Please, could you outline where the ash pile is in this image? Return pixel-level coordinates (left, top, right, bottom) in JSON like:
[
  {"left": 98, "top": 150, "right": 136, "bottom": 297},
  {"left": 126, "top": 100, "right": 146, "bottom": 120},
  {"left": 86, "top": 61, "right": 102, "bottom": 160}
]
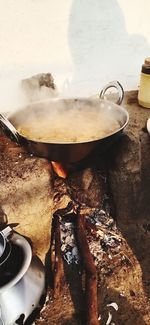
[
  {"left": 54, "top": 196, "right": 125, "bottom": 275},
  {"left": 52, "top": 164, "right": 128, "bottom": 276}
]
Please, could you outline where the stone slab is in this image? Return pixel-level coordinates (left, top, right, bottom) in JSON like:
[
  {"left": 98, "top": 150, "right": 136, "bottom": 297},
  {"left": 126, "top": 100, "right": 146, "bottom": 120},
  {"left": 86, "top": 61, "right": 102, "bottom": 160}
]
[
  {"left": 107, "top": 91, "right": 150, "bottom": 223},
  {"left": 0, "top": 135, "right": 53, "bottom": 263}
]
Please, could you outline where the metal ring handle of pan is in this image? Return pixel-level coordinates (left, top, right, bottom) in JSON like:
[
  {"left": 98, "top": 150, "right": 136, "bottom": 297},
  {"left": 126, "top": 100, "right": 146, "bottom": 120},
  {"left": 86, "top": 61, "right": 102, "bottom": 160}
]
[
  {"left": 0, "top": 113, "right": 20, "bottom": 143},
  {"left": 99, "top": 80, "right": 124, "bottom": 105}
]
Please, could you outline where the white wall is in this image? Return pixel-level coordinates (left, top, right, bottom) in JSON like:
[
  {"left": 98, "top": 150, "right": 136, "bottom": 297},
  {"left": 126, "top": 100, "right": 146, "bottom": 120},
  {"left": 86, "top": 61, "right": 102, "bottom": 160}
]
[{"left": 0, "top": 0, "right": 150, "bottom": 111}]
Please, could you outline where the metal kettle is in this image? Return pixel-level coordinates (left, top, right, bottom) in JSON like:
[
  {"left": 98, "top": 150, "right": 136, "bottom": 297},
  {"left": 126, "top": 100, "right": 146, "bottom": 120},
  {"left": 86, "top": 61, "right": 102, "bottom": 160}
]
[{"left": 0, "top": 226, "right": 45, "bottom": 325}]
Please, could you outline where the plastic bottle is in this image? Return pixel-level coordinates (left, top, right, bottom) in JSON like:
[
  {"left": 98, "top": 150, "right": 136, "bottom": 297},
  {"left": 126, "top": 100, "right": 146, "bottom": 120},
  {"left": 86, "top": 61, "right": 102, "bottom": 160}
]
[{"left": 138, "top": 57, "right": 150, "bottom": 108}]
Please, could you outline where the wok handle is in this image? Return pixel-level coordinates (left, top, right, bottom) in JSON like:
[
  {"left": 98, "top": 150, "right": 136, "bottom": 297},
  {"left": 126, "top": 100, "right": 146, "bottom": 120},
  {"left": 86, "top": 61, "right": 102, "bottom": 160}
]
[
  {"left": 99, "top": 80, "right": 124, "bottom": 105},
  {"left": 0, "top": 113, "right": 20, "bottom": 143}
]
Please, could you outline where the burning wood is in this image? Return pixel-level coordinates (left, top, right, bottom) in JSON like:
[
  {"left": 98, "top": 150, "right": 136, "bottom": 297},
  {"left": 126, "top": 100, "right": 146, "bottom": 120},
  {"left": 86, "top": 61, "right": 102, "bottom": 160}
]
[
  {"left": 76, "top": 212, "right": 100, "bottom": 325},
  {"left": 50, "top": 170, "right": 123, "bottom": 324},
  {"left": 51, "top": 202, "right": 100, "bottom": 325},
  {"left": 51, "top": 214, "right": 64, "bottom": 298},
  {"left": 51, "top": 161, "right": 67, "bottom": 178}
]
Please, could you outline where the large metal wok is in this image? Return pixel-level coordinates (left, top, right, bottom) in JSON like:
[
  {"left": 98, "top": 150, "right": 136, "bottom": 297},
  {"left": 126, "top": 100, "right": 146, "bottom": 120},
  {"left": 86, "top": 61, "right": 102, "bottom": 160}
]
[{"left": 0, "top": 81, "right": 129, "bottom": 163}]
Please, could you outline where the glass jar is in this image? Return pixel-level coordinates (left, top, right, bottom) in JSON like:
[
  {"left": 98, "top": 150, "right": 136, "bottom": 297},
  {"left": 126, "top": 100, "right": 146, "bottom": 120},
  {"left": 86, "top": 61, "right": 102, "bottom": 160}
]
[{"left": 138, "top": 57, "right": 150, "bottom": 108}]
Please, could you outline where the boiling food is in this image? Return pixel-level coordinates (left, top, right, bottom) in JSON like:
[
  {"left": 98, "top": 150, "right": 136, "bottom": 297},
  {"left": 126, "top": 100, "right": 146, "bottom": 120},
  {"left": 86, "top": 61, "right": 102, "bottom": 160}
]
[{"left": 17, "top": 108, "right": 121, "bottom": 143}]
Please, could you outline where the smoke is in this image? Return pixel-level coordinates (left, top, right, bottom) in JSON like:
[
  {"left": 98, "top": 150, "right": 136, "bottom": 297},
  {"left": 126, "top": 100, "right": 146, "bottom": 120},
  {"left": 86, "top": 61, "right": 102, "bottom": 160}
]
[{"left": 0, "top": 73, "right": 58, "bottom": 114}]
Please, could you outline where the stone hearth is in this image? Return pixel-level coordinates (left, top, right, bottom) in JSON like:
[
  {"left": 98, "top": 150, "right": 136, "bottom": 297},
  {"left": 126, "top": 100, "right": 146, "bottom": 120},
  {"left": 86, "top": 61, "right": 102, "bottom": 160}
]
[{"left": 0, "top": 91, "right": 150, "bottom": 324}]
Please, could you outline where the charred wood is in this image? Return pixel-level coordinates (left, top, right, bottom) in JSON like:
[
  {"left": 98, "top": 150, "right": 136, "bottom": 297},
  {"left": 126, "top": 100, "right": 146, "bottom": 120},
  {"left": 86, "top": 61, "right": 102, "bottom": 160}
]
[
  {"left": 76, "top": 213, "right": 100, "bottom": 325},
  {"left": 51, "top": 215, "right": 64, "bottom": 298}
]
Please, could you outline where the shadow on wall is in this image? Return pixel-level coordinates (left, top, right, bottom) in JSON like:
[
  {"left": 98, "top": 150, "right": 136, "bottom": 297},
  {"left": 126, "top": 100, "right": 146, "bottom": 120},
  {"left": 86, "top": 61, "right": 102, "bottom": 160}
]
[{"left": 68, "top": 0, "right": 150, "bottom": 95}]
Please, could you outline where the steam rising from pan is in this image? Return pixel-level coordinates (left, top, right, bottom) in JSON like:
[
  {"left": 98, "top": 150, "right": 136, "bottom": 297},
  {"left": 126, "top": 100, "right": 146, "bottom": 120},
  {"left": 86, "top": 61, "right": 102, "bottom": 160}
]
[{"left": 9, "top": 99, "right": 125, "bottom": 144}]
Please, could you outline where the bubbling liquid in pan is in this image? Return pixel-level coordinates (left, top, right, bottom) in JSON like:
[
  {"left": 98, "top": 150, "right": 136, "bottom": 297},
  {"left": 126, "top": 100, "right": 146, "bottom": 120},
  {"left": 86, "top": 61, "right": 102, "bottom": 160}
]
[{"left": 17, "top": 109, "right": 121, "bottom": 143}]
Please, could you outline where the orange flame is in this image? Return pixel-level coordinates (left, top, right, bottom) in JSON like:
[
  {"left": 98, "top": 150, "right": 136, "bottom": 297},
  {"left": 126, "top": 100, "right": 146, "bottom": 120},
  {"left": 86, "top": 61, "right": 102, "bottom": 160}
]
[{"left": 51, "top": 161, "right": 67, "bottom": 179}]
